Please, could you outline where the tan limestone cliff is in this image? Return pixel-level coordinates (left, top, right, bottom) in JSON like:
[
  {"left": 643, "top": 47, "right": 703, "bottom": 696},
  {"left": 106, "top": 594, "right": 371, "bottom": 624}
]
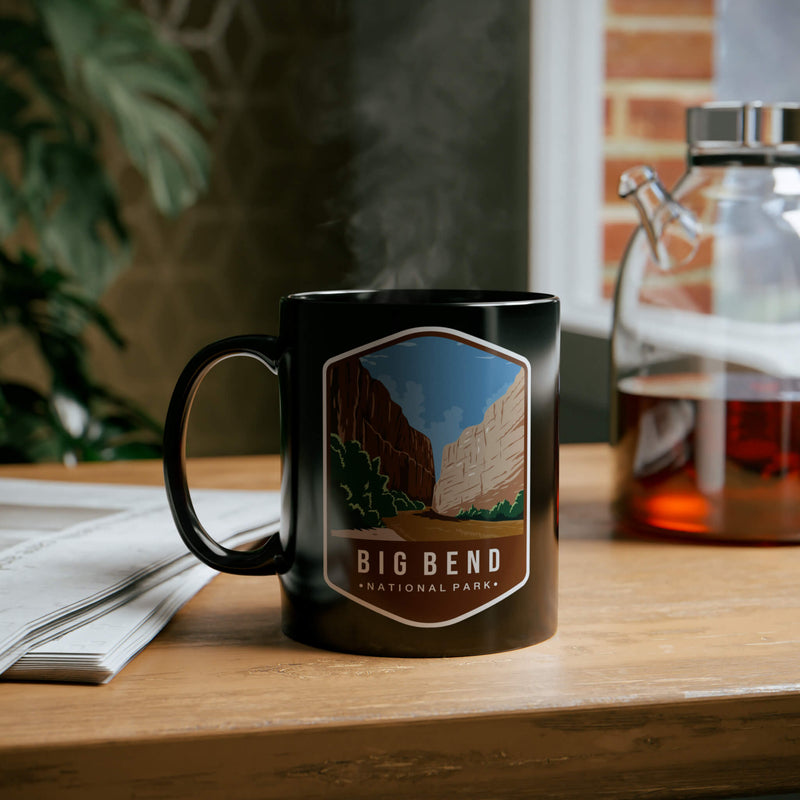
[{"left": 431, "top": 369, "right": 526, "bottom": 516}]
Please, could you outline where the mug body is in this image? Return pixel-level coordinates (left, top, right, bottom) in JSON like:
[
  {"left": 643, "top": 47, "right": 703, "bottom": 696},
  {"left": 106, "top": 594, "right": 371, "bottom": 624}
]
[{"left": 276, "top": 290, "right": 559, "bottom": 656}]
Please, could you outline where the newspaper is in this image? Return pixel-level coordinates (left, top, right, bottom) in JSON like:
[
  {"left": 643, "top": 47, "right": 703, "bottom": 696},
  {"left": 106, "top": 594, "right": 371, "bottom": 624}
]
[{"left": 0, "top": 478, "right": 280, "bottom": 684}]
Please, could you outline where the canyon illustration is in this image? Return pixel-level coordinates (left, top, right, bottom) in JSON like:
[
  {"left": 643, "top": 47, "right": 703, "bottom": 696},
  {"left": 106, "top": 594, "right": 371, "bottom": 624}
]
[{"left": 326, "top": 332, "right": 527, "bottom": 542}]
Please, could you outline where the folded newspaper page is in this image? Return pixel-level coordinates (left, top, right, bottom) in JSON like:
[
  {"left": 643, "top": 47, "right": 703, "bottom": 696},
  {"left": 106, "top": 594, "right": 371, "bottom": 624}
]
[{"left": 0, "top": 479, "right": 280, "bottom": 684}]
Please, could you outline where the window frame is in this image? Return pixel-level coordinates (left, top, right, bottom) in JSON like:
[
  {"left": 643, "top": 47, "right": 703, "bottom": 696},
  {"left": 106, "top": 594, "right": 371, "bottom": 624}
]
[{"left": 529, "top": 0, "right": 611, "bottom": 338}]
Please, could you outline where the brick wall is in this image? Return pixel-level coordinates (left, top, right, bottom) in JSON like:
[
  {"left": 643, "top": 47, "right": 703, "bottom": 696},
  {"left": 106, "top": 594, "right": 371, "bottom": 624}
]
[{"left": 602, "top": 0, "right": 715, "bottom": 298}]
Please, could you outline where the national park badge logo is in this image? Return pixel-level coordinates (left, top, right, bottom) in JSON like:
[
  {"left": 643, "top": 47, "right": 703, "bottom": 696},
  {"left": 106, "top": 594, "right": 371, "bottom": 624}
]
[{"left": 322, "top": 327, "right": 530, "bottom": 627}]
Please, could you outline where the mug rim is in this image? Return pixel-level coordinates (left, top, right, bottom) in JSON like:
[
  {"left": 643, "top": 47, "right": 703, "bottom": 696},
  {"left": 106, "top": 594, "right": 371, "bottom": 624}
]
[{"left": 286, "top": 289, "right": 559, "bottom": 307}]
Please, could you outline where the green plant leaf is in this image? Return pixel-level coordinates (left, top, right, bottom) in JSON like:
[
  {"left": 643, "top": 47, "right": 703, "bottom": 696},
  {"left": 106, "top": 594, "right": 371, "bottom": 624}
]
[
  {"left": 0, "top": 16, "right": 82, "bottom": 136},
  {"left": 0, "top": 176, "right": 19, "bottom": 237},
  {"left": 0, "top": 251, "right": 126, "bottom": 411},
  {"left": 0, "top": 18, "right": 50, "bottom": 63},
  {"left": 0, "top": 1, "right": 204, "bottom": 462},
  {"left": 21, "top": 136, "right": 130, "bottom": 295},
  {"left": 37, "top": 0, "right": 212, "bottom": 216},
  {"left": 0, "top": 83, "right": 28, "bottom": 136},
  {"left": 0, "top": 382, "right": 64, "bottom": 463}
]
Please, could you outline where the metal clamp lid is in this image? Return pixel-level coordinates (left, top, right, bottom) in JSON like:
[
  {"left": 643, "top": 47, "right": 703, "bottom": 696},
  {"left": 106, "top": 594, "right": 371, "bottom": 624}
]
[{"left": 687, "top": 102, "right": 800, "bottom": 149}]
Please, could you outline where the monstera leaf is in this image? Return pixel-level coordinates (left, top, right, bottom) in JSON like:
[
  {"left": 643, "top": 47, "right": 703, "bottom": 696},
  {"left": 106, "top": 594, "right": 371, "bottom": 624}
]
[
  {"left": 0, "top": 0, "right": 211, "bottom": 462},
  {"left": 0, "top": 0, "right": 211, "bottom": 296},
  {"left": 38, "top": 0, "right": 212, "bottom": 216}
]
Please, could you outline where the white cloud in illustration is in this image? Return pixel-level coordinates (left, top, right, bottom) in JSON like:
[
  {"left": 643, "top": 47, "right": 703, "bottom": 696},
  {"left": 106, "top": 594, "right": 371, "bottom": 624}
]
[
  {"left": 376, "top": 373, "right": 398, "bottom": 396},
  {"left": 396, "top": 380, "right": 425, "bottom": 429},
  {"left": 374, "top": 373, "right": 464, "bottom": 475},
  {"left": 426, "top": 405, "right": 464, "bottom": 476},
  {"left": 481, "top": 366, "right": 522, "bottom": 413},
  {"left": 360, "top": 354, "right": 388, "bottom": 370},
  {"left": 428, "top": 405, "right": 464, "bottom": 443}
]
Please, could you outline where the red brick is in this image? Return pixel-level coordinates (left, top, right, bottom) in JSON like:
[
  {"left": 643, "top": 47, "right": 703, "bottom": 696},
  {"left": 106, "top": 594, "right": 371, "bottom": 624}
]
[
  {"left": 604, "top": 221, "right": 638, "bottom": 265},
  {"left": 602, "top": 272, "right": 619, "bottom": 300},
  {"left": 685, "top": 236, "right": 713, "bottom": 271},
  {"left": 639, "top": 282, "right": 712, "bottom": 313},
  {"left": 606, "top": 30, "right": 712, "bottom": 80},
  {"left": 612, "top": 230, "right": 712, "bottom": 277},
  {"left": 642, "top": 251, "right": 712, "bottom": 280},
  {"left": 609, "top": 0, "right": 714, "bottom": 16},
  {"left": 647, "top": 238, "right": 713, "bottom": 275},
  {"left": 604, "top": 157, "right": 687, "bottom": 205},
  {"left": 628, "top": 97, "right": 697, "bottom": 141}
]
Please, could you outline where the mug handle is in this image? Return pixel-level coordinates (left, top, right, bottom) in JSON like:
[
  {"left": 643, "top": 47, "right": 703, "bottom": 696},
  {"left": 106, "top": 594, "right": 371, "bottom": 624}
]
[{"left": 163, "top": 335, "right": 287, "bottom": 576}]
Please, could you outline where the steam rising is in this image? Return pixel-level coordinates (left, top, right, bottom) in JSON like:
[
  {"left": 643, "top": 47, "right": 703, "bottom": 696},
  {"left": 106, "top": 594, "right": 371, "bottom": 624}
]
[{"left": 346, "top": 0, "right": 529, "bottom": 290}]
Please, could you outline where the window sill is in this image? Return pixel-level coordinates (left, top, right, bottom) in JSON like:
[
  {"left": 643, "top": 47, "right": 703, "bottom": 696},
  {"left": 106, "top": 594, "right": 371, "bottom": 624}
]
[{"left": 561, "top": 300, "right": 613, "bottom": 339}]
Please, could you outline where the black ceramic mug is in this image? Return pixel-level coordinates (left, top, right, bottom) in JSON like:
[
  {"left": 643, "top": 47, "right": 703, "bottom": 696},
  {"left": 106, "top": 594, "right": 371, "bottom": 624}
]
[{"left": 163, "top": 289, "right": 559, "bottom": 657}]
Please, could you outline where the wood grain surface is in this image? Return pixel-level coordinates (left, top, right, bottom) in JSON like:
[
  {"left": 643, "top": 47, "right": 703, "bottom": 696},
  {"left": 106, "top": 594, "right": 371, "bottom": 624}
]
[{"left": 1, "top": 445, "right": 799, "bottom": 799}]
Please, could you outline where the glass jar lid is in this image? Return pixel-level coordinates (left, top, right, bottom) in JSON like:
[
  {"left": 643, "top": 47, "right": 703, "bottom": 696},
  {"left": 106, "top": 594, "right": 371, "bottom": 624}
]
[{"left": 687, "top": 102, "right": 800, "bottom": 156}]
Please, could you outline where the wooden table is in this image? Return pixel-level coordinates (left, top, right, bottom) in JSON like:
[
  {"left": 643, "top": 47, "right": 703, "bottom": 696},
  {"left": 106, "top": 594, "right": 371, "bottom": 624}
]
[{"left": 1, "top": 445, "right": 799, "bottom": 799}]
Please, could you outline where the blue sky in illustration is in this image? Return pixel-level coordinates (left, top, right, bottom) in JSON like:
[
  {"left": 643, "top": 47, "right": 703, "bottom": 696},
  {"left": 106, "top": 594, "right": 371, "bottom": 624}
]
[{"left": 359, "top": 334, "right": 523, "bottom": 477}]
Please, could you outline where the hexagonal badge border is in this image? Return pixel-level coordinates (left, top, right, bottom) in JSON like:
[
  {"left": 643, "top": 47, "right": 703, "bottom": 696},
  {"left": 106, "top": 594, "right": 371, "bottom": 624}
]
[{"left": 322, "top": 326, "right": 531, "bottom": 627}]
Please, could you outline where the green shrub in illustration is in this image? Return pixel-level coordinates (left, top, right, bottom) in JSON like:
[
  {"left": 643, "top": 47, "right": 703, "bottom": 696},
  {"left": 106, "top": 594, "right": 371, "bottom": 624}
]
[
  {"left": 456, "top": 490, "right": 524, "bottom": 521},
  {"left": 330, "top": 434, "right": 424, "bottom": 529},
  {"left": 391, "top": 491, "right": 425, "bottom": 513}
]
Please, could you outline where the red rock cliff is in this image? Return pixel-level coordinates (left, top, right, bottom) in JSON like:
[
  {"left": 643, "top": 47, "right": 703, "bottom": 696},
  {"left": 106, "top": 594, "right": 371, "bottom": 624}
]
[{"left": 327, "top": 357, "right": 436, "bottom": 504}]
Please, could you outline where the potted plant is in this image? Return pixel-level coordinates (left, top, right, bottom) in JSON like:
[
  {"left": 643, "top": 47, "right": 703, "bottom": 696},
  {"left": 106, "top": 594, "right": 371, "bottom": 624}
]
[{"left": 0, "top": 0, "right": 211, "bottom": 462}]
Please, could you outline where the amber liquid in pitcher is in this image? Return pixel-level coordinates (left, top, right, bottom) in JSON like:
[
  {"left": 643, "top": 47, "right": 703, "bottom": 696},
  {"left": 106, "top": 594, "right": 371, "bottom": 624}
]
[{"left": 614, "top": 373, "right": 800, "bottom": 542}]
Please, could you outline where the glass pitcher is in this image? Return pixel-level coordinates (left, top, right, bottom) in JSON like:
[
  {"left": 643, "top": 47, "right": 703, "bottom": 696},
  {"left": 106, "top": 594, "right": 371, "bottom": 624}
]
[{"left": 612, "top": 102, "right": 800, "bottom": 543}]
